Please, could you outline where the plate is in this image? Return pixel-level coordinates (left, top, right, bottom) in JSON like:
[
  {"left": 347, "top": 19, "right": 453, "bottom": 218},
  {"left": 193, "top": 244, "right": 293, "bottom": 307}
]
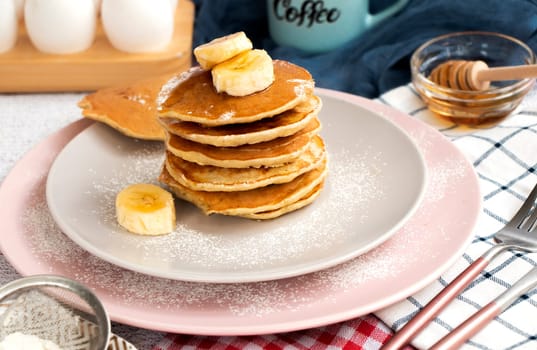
[
  {"left": 0, "top": 89, "right": 481, "bottom": 335},
  {"left": 45, "top": 90, "right": 427, "bottom": 283}
]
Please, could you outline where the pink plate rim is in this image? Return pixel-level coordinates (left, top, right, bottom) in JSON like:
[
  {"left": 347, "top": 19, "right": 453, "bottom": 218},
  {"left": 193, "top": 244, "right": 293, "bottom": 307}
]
[{"left": 0, "top": 88, "right": 481, "bottom": 335}]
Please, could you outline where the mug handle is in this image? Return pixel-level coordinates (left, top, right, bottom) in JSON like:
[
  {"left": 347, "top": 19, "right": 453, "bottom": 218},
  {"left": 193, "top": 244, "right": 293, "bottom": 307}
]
[{"left": 365, "top": 0, "right": 409, "bottom": 28}]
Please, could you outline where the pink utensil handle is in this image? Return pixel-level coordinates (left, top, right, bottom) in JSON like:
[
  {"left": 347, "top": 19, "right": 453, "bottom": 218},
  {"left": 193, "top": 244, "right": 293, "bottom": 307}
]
[
  {"left": 429, "top": 302, "right": 501, "bottom": 350},
  {"left": 382, "top": 257, "right": 490, "bottom": 350}
]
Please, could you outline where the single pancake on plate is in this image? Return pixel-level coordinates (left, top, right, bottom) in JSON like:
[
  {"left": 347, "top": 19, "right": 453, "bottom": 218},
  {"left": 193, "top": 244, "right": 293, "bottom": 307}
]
[
  {"left": 159, "top": 95, "right": 321, "bottom": 147},
  {"left": 242, "top": 183, "right": 324, "bottom": 220},
  {"left": 159, "top": 157, "right": 327, "bottom": 217},
  {"left": 165, "top": 135, "right": 326, "bottom": 192},
  {"left": 156, "top": 60, "right": 314, "bottom": 126},
  {"left": 78, "top": 74, "right": 172, "bottom": 141},
  {"left": 165, "top": 117, "right": 321, "bottom": 168}
]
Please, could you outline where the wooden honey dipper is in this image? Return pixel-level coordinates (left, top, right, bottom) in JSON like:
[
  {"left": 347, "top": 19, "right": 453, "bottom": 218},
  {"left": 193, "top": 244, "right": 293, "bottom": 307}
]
[{"left": 429, "top": 59, "right": 537, "bottom": 90}]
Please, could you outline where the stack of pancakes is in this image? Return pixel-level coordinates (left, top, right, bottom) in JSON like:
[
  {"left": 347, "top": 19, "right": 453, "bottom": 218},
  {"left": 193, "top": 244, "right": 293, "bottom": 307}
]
[{"left": 156, "top": 60, "right": 328, "bottom": 219}]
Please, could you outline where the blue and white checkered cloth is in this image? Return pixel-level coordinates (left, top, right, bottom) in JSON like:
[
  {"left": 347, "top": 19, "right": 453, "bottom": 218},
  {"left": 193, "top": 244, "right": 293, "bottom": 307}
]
[{"left": 375, "top": 84, "right": 537, "bottom": 350}]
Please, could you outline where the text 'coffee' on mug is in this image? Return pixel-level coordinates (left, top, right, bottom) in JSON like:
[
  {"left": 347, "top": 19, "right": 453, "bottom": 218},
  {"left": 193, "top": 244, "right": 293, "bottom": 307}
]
[{"left": 267, "top": 0, "right": 409, "bottom": 53}]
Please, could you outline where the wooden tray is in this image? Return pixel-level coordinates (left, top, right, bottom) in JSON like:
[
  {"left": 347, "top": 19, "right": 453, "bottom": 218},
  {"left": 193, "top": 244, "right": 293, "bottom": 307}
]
[{"left": 0, "top": 0, "right": 194, "bottom": 93}]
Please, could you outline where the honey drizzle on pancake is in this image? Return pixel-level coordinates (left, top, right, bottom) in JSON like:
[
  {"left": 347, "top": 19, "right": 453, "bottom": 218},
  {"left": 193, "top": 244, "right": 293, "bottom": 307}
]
[{"left": 157, "top": 60, "right": 314, "bottom": 126}]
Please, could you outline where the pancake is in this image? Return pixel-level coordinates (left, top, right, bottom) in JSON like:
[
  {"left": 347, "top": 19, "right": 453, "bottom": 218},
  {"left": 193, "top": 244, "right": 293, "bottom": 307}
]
[
  {"left": 159, "top": 95, "right": 321, "bottom": 147},
  {"left": 159, "top": 158, "right": 327, "bottom": 218},
  {"left": 242, "top": 183, "right": 324, "bottom": 220},
  {"left": 165, "top": 135, "right": 326, "bottom": 192},
  {"left": 165, "top": 117, "right": 321, "bottom": 168},
  {"left": 157, "top": 60, "right": 314, "bottom": 126},
  {"left": 78, "top": 74, "right": 172, "bottom": 141}
]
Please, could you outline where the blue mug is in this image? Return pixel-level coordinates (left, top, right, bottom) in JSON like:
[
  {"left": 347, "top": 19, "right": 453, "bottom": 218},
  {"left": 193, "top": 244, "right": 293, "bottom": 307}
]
[{"left": 267, "top": 0, "right": 409, "bottom": 53}]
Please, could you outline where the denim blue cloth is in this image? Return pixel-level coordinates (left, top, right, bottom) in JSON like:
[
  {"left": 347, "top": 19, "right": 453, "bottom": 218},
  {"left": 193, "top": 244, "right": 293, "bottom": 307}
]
[{"left": 192, "top": 0, "right": 537, "bottom": 98}]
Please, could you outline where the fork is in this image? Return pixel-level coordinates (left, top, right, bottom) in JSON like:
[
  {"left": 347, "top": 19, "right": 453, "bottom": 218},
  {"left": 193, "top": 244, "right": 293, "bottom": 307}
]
[
  {"left": 430, "top": 265, "right": 537, "bottom": 349},
  {"left": 383, "top": 182, "right": 537, "bottom": 350}
]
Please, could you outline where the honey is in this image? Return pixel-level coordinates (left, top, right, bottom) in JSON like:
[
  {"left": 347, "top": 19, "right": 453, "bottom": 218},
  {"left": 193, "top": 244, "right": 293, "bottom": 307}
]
[
  {"left": 157, "top": 60, "right": 314, "bottom": 126},
  {"left": 413, "top": 73, "right": 534, "bottom": 126},
  {"left": 410, "top": 32, "right": 536, "bottom": 127}
]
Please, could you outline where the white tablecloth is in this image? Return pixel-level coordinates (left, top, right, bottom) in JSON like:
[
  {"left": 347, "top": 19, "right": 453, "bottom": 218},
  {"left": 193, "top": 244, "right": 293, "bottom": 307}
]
[{"left": 0, "top": 92, "right": 165, "bottom": 350}]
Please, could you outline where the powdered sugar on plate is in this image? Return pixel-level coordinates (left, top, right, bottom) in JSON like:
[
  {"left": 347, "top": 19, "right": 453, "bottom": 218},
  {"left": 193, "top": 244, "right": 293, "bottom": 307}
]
[
  {"left": 24, "top": 164, "right": 435, "bottom": 317},
  {"left": 81, "top": 130, "right": 385, "bottom": 272},
  {"left": 2, "top": 91, "right": 482, "bottom": 333}
]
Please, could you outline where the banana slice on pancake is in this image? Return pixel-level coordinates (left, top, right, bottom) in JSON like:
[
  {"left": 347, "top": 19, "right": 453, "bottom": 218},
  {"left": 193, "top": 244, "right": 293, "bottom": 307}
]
[
  {"left": 194, "top": 31, "right": 253, "bottom": 70},
  {"left": 212, "top": 49, "right": 275, "bottom": 97},
  {"left": 194, "top": 32, "right": 274, "bottom": 96}
]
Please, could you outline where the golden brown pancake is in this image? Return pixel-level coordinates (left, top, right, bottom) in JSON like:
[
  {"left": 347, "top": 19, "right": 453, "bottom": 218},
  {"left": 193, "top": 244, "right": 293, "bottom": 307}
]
[
  {"left": 165, "top": 135, "right": 326, "bottom": 192},
  {"left": 165, "top": 117, "right": 321, "bottom": 168},
  {"left": 159, "top": 95, "right": 321, "bottom": 147},
  {"left": 78, "top": 74, "right": 172, "bottom": 141},
  {"left": 242, "top": 183, "right": 324, "bottom": 220},
  {"left": 159, "top": 158, "right": 327, "bottom": 218},
  {"left": 157, "top": 60, "right": 315, "bottom": 126}
]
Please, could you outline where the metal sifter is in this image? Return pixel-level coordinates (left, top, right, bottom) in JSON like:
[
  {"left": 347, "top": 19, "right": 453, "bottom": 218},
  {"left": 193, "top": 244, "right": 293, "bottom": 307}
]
[{"left": 0, "top": 275, "right": 110, "bottom": 350}]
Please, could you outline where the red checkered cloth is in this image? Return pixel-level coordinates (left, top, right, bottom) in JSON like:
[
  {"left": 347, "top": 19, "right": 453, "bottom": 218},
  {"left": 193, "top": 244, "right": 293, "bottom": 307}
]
[{"left": 152, "top": 315, "right": 414, "bottom": 349}]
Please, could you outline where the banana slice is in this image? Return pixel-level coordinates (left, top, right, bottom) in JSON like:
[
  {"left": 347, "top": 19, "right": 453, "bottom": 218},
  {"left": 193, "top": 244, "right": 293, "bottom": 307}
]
[
  {"left": 212, "top": 49, "right": 275, "bottom": 97},
  {"left": 193, "top": 31, "right": 253, "bottom": 70},
  {"left": 115, "top": 183, "right": 176, "bottom": 235}
]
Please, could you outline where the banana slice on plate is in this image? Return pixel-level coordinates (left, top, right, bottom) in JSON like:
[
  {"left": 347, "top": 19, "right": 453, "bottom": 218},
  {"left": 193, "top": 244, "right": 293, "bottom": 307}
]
[
  {"left": 115, "top": 183, "right": 176, "bottom": 235},
  {"left": 212, "top": 49, "right": 275, "bottom": 97},
  {"left": 194, "top": 31, "right": 253, "bottom": 70}
]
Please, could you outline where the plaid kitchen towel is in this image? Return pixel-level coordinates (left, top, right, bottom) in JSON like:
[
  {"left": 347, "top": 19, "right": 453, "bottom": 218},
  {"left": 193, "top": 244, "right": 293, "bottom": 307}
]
[{"left": 375, "top": 84, "right": 537, "bottom": 350}]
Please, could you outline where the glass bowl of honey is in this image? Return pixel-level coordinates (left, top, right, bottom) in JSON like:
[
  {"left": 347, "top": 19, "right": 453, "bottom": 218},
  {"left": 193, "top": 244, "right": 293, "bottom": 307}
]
[{"left": 411, "top": 31, "right": 535, "bottom": 125}]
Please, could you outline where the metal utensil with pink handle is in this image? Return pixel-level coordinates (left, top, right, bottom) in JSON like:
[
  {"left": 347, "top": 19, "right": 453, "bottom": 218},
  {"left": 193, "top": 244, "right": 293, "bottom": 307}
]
[
  {"left": 383, "top": 183, "right": 537, "bottom": 349},
  {"left": 430, "top": 265, "right": 537, "bottom": 350}
]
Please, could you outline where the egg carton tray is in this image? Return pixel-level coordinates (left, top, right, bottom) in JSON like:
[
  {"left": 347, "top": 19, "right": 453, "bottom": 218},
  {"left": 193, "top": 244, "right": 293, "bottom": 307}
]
[{"left": 0, "top": 0, "right": 193, "bottom": 93}]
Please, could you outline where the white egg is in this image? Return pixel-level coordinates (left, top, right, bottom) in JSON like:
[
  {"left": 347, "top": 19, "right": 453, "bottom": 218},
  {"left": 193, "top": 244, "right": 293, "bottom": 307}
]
[
  {"left": 101, "top": 0, "right": 174, "bottom": 53},
  {"left": 0, "top": 0, "right": 18, "bottom": 53},
  {"left": 25, "top": 0, "right": 96, "bottom": 54},
  {"left": 14, "top": 0, "right": 24, "bottom": 19}
]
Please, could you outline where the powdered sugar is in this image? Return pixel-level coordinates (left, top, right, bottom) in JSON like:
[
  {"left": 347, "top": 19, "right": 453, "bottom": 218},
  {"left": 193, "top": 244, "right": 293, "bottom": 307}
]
[
  {"left": 0, "top": 332, "right": 62, "bottom": 350},
  {"left": 18, "top": 131, "right": 419, "bottom": 317},
  {"left": 78, "top": 132, "right": 385, "bottom": 273},
  {"left": 155, "top": 67, "right": 202, "bottom": 108},
  {"left": 217, "top": 111, "right": 235, "bottom": 121},
  {"left": 22, "top": 173, "right": 427, "bottom": 317},
  {"left": 289, "top": 79, "right": 314, "bottom": 98},
  {"left": 15, "top": 98, "right": 459, "bottom": 319},
  {"left": 406, "top": 128, "right": 468, "bottom": 203},
  {"left": 20, "top": 108, "right": 443, "bottom": 320},
  {"left": 425, "top": 159, "right": 467, "bottom": 203}
]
